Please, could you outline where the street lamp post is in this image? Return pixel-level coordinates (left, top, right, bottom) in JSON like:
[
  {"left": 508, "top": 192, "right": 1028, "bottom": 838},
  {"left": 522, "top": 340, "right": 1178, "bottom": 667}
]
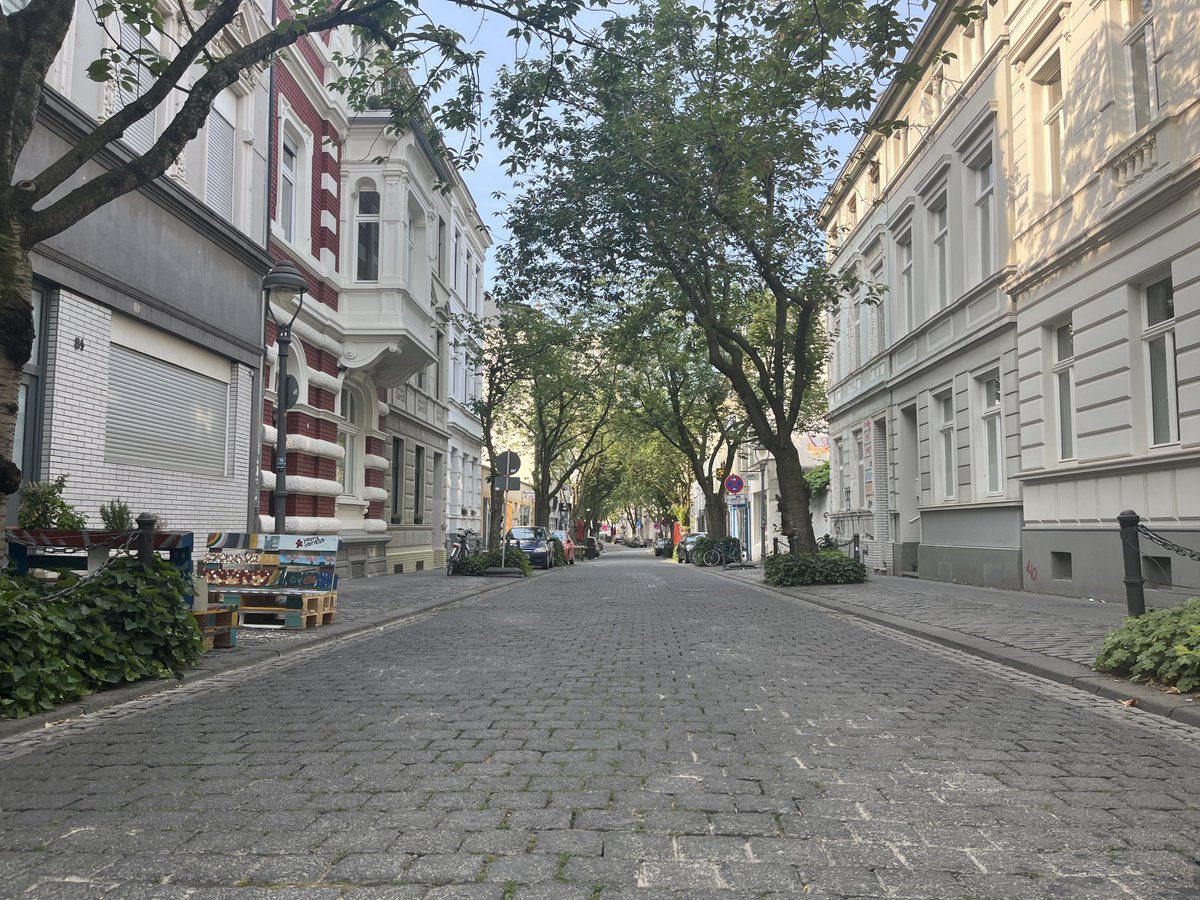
[{"left": 263, "top": 261, "right": 308, "bottom": 534}]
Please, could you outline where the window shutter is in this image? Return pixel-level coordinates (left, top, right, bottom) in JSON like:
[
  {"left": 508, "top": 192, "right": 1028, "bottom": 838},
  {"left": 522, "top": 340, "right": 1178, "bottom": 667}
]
[
  {"left": 106, "top": 345, "right": 229, "bottom": 476},
  {"left": 206, "top": 109, "right": 236, "bottom": 221},
  {"left": 118, "top": 22, "right": 155, "bottom": 155}
]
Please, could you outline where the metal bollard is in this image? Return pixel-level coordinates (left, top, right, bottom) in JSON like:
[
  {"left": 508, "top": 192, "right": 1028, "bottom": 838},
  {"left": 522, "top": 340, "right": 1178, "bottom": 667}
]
[
  {"left": 137, "top": 512, "right": 157, "bottom": 570},
  {"left": 1117, "top": 509, "right": 1146, "bottom": 617}
]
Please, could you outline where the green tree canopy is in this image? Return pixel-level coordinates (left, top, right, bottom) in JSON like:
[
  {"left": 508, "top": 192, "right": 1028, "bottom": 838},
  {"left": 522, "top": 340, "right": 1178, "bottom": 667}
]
[{"left": 495, "top": 0, "right": 933, "bottom": 552}]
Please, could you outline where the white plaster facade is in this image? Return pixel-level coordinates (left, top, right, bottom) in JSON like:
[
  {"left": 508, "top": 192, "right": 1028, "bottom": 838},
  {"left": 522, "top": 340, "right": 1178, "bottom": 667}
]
[
  {"left": 822, "top": 0, "right": 1200, "bottom": 601},
  {"left": 444, "top": 192, "right": 489, "bottom": 543}
]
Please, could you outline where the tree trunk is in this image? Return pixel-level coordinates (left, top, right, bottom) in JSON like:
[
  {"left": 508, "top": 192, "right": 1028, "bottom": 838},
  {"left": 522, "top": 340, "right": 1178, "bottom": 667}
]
[
  {"left": 772, "top": 442, "right": 817, "bottom": 555},
  {"left": 534, "top": 480, "right": 552, "bottom": 528},
  {"left": 0, "top": 222, "right": 35, "bottom": 508},
  {"left": 700, "top": 485, "right": 728, "bottom": 541},
  {"left": 488, "top": 481, "right": 507, "bottom": 549}
]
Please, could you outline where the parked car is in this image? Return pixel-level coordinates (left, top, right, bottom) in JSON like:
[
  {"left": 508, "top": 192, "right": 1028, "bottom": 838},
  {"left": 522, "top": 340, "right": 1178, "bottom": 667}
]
[
  {"left": 506, "top": 526, "right": 555, "bottom": 569},
  {"left": 550, "top": 530, "right": 576, "bottom": 565},
  {"left": 654, "top": 537, "right": 668, "bottom": 556},
  {"left": 582, "top": 536, "right": 601, "bottom": 559},
  {"left": 628, "top": 537, "right": 646, "bottom": 548},
  {"left": 676, "top": 532, "right": 706, "bottom": 564}
]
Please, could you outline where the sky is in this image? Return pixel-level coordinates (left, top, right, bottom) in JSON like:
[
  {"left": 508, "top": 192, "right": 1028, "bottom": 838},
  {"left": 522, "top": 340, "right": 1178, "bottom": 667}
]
[
  {"left": 428, "top": 1, "right": 632, "bottom": 284},
  {"left": 429, "top": 3, "right": 549, "bottom": 274}
]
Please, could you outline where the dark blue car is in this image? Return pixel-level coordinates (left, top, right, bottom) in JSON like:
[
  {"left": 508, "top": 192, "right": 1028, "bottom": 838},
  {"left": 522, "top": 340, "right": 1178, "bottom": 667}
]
[{"left": 506, "top": 526, "right": 555, "bottom": 569}]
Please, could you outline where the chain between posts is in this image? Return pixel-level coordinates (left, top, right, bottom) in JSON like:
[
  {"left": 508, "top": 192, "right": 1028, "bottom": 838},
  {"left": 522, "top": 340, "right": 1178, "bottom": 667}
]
[
  {"left": 1136, "top": 523, "right": 1200, "bottom": 563},
  {"left": 34, "top": 531, "right": 140, "bottom": 603}
]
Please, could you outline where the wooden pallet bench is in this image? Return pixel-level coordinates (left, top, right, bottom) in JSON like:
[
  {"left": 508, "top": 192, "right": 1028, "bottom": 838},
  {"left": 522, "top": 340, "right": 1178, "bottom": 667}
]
[
  {"left": 199, "top": 533, "right": 340, "bottom": 631},
  {"left": 192, "top": 606, "right": 237, "bottom": 649}
]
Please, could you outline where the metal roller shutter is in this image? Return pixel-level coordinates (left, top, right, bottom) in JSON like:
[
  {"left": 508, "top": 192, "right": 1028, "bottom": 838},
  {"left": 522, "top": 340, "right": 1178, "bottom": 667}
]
[
  {"left": 118, "top": 22, "right": 155, "bottom": 155},
  {"left": 106, "top": 345, "right": 228, "bottom": 476},
  {"left": 205, "top": 108, "right": 235, "bottom": 221}
]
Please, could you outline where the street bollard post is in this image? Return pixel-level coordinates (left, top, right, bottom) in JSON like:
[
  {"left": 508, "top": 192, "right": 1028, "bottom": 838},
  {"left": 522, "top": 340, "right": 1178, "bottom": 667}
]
[
  {"left": 136, "top": 512, "right": 157, "bottom": 570},
  {"left": 1117, "top": 509, "right": 1146, "bottom": 617}
]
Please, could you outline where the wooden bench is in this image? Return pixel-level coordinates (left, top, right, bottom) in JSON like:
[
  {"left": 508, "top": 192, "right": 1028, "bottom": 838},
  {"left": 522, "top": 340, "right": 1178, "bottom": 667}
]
[{"left": 199, "top": 533, "right": 340, "bottom": 630}]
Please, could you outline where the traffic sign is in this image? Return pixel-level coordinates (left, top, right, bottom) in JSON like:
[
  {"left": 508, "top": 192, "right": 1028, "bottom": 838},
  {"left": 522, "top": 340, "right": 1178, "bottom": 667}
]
[
  {"left": 495, "top": 450, "right": 521, "bottom": 476},
  {"left": 724, "top": 473, "right": 744, "bottom": 494}
]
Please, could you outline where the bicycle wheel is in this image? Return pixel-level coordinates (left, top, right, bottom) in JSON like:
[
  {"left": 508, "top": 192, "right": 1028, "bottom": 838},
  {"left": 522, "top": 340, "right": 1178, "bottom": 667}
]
[{"left": 701, "top": 548, "right": 722, "bottom": 567}]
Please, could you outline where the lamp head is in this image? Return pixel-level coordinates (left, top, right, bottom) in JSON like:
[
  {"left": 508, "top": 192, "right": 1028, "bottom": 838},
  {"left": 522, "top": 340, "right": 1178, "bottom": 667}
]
[{"left": 263, "top": 261, "right": 308, "bottom": 316}]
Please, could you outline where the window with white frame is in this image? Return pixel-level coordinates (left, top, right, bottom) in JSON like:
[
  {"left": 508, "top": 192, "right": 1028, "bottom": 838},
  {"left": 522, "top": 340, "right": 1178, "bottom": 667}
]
[
  {"left": 406, "top": 211, "right": 415, "bottom": 282},
  {"left": 854, "top": 429, "right": 866, "bottom": 509},
  {"left": 465, "top": 249, "right": 473, "bottom": 303},
  {"left": 356, "top": 183, "right": 380, "bottom": 282},
  {"left": 1034, "top": 52, "right": 1065, "bottom": 203},
  {"left": 969, "top": 143, "right": 994, "bottom": 281},
  {"left": 831, "top": 306, "right": 843, "bottom": 380},
  {"left": 336, "top": 388, "right": 362, "bottom": 495},
  {"left": 413, "top": 445, "right": 425, "bottom": 524},
  {"left": 1143, "top": 276, "right": 1177, "bottom": 446},
  {"left": 204, "top": 91, "right": 237, "bottom": 222},
  {"left": 978, "top": 372, "right": 1004, "bottom": 496},
  {"left": 896, "top": 227, "right": 914, "bottom": 332},
  {"left": 437, "top": 217, "right": 447, "bottom": 280},
  {"left": 936, "top": 391, "right": 956, "bottom": 500},
  {"left": 929, "top": 191, "right": 950, "bottom": 309},
  {"left": 869, "top": 257, "right": 885, "bottom": 356},
  {"left": 1053, "top": 322, "right": 1076, "bottom": 460},
  {"left": 279, "top": 136, "right": 298, "bottom": 243},
  {"left": 1124, "top": 0, "right": 1159, "bottom": 131},
  {"left": 453, "top": 227, "right": 461, "bottom": 290},
  {"left": 390, "top": 436, "right": 404, "bottom": 523},
  {"left": 857, "top": 272, "right": 869, "bottom": 366},
  {"left": 835, "top": 438, "right": 848, "bottom": 510}
]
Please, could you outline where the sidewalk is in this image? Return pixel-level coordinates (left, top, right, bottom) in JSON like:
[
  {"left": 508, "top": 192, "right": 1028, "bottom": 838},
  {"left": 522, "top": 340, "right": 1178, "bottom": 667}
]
[
  {"left": 716, "top": 565, "right": 1200, "bottom": 727},
  {"left": 0, "top": 567, "right": 537, "bottom": 740}
]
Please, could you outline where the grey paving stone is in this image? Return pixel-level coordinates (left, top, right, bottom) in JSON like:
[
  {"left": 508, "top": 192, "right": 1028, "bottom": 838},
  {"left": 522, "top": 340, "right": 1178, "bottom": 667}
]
[
  {"left": 398, "top": 852, "right": 486, "bottom": 884},
  {"left": 2, "top": 554, "right": 1198, "bottom": 900},
  {"left": 323, "top": 852, "right": 414, "bottom": 884},
  {"left": 477, "top": 851, "right": 560, "bottom": 883}
]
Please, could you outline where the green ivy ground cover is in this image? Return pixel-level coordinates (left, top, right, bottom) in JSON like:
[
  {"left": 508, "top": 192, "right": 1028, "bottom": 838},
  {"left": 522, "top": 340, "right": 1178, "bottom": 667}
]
[
  {"left": 451, "top": 548, "right": 533, "bottom": 577},
  {"left": 1095, "top": 598, "right": 1200, "bottom": 693},
  {"left": 0, "top": 557, "right": 202, "bottom": 719}
]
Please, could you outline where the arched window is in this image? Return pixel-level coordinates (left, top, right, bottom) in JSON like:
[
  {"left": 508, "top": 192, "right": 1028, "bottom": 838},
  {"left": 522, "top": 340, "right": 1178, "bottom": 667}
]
[{"left": 356, "top": 181, "right": 380, "bottom": 282}]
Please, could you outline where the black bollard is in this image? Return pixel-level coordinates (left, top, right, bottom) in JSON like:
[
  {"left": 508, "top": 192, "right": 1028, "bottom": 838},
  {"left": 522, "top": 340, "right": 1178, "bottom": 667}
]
[
  {"left": 137, "top": 513, "right": 157, "bottom": 570},
  {"left": 1117, "top": 509, "right": 1146, "bottom": 617}
]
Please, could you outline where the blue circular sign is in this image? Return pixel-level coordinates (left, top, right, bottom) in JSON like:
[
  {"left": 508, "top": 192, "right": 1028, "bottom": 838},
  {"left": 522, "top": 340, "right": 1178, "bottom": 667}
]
[{"left": 724, "top": 473, "right": 744, "bottom": 494}]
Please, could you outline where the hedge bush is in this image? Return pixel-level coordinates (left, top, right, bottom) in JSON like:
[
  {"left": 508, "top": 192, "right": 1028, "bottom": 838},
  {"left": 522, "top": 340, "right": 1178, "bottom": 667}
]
[
  {"left": 1094, "top": 598, "right": 1200, "bottom": 693},
  {"left": 0, "top": 557, "right": 203, "bottom": 719},
  {"left": 550, "top": 538, "right": 567, "bottom": 567},
  {"left": 763, "top": 551, "right": 868, "bottom": 586},
  {"left": 451, "top": 547, "right": 533, "bottom": 577}
]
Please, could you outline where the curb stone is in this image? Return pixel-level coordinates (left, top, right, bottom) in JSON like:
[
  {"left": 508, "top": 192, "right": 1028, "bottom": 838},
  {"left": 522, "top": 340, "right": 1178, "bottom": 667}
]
[
  {"left": 712, "top": 568, "right": 1200, "bottom": 729},
  {"left": 0, "top": 569, "right": 544, "bottom": 741}
]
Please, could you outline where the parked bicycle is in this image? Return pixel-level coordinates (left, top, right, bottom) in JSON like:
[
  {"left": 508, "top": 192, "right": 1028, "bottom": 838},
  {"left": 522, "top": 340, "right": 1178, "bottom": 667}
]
[
  {"left": 702, "top": 540, "right": 743, "bottom": 568},
  {"left": 446, "top": 528, "right": 478, "bottom": 576}
]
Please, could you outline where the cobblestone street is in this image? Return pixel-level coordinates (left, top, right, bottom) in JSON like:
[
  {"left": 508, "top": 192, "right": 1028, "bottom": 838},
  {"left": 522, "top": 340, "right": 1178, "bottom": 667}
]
[{"left": 1, "top": 549, "right": 1199, "bottom": 899}]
